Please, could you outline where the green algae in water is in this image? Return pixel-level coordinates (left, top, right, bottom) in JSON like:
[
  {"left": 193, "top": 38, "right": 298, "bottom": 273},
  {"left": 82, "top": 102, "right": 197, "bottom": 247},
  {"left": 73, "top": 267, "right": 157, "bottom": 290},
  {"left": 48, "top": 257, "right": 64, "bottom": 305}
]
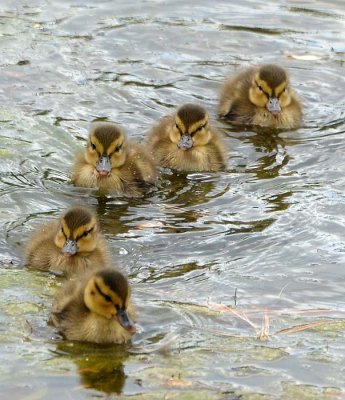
[
  {"left": 282, "top": 382, "right": 343, "bottom": 400},
  {"left": 311, "top": 319, "right": 345, "bottom": 334},
  {"left": 232, "top": 365, "right": 273, "bottom": 378},
  {"left": 306, "top": 350, "right": 336, "bottom": 364},
  {"left": 3, "top": 302, "right": 45, "bottom": 315},
  {"left": 0, "top": 148, "right": 11, "bottom": 157},
  {"left": 248, "top": 345, "right": 288, "bottom": 362}
]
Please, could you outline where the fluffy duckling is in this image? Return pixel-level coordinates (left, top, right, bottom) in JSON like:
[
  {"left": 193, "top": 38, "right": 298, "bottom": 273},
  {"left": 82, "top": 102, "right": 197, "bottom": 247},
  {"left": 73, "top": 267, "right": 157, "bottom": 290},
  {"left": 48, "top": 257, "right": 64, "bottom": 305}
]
[
  {"left": 71, "top": 122, "right": 157, "bottom": 197},
  {"left": 148, "top": 103, "right": 227, "bottom": 172},
  {"left": 25, "top": 206, "right": 109, "bottom": 277},
  {"left": 51, "top": 268, "right": 136, "bottom": 344},
  {"left": 218, "top": 64, "right": 302, "bottom": 129}
]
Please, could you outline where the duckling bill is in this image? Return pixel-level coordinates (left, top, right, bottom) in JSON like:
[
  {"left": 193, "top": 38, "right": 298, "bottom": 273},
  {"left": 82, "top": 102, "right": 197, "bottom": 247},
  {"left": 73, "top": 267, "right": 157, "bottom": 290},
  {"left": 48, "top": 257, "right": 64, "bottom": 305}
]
[
  {"left": 148, "top": 103, "right": 227, "bottom": 172},
  {"left": 51, "top": 268, "right": 136, "bottom": 344},
  {"left": 218, "top": 64, "right": 303, "bottom": 130},
  {"left": 71, "top": 122, "right": 158, "bottom": 197},
  {"left": 25, "top": 205, "right": 109, "bottom": 277}
]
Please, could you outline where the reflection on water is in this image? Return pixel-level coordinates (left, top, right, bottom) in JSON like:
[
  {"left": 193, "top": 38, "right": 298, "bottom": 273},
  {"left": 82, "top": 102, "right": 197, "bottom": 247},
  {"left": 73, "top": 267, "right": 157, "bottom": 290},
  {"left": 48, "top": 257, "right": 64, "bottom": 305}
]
[
  {"left": 55, "top": 342, "right": 128, "bottom": 395},
  {"left": 1, "top": 0, "right": 345, "bottom": 398},
  {"left": 138, "top": 261, "right": 212, "bottom": 283},
  {"left": 245, "top": 132, "right": 291, "bottom": 179}
]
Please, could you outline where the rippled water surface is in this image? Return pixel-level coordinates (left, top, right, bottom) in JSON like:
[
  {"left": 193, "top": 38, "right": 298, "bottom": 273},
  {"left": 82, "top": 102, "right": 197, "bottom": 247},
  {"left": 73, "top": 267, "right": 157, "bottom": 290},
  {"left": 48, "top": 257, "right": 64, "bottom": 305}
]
[{"left": 1, "top": 0, "right": 345, "bottom": 398}]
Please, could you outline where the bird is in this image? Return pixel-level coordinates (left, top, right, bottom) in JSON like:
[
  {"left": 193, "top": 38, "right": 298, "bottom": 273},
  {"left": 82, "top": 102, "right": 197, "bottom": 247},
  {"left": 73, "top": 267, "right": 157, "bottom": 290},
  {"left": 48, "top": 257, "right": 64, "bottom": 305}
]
[
  {"left": 71, "top": 122, "right": 157, "bottom": 197},
  {"left": 25, "top": 205, "right": 109, "bottom": 277},
  {"left": 147, "top": 103, "right": 227, "bottom": 172},
  {"left": 218, "top": 64, "right": 302, "bottom": 130},
  {"left": 51, "top": 268, "right": 136, "bottom": 344}
]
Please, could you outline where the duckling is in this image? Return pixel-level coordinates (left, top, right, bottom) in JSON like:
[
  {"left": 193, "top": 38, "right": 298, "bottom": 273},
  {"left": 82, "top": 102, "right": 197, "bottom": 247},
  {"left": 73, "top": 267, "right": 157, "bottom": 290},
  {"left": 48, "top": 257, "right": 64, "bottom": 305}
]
[
  {"left": 218, "top": 64, "right": 302, "bottom": 129},
  {"left": 51, "top": 268, "right": 136, "bottom": 344},
  {"left": 71, "top": 122, "right": 157, "bottom": 197},
  {"left": 148, "top": 103, "right": 227, "bottom": 172},
  {"left": 25, "top": 206, "right": 109, "bottom": 277}
]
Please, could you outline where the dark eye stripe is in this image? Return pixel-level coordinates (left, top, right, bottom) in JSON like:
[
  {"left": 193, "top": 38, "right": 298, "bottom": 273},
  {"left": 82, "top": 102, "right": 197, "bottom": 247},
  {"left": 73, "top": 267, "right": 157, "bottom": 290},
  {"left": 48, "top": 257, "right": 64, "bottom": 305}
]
[
  {"left": 61, "top": 227, "right": 67, "bottom": 239},
  {"left": 190, "top": 122, "right": 207, "bottom": 136},
  {"left": 94, "top": 281, "right": 113, "bottom": 303},
  {"left": 276, "top": 87, "right": 287, "bottom": 98},
  {"left": 104, "top": 294, "right": 112, "bottom": 302},
  {"left": 175, "top": 123, "right": 183, "bottom": 135},
  {"left": 108, "top": 143, "right": 123, "bottom": 157},
  {"left": 255, "top": 81, "right": 270, "bottom": 99},
  {"left": 76, "top": 226, "right": 94, "bottom": 241}
]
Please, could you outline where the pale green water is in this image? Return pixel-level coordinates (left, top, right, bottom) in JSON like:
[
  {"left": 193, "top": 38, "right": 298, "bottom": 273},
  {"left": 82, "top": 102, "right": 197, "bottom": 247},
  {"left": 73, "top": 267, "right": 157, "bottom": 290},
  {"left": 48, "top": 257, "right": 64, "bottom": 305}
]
[{"left": 1, "top": 0, "right": 345, "bottom": 398}]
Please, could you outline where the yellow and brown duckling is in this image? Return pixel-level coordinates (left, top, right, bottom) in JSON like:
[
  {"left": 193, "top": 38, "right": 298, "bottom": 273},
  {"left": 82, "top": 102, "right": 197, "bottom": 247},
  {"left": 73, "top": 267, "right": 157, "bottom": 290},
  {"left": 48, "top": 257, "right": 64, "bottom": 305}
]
[
  {"left": 51, "top": 268, "right": 136, "bottom": 344},
  {"left": 218, "top": 64, "right": 303, "bottom": 129},
  {"left": 71, "top": 122, "right": 157, "bottom": 197},
  {"left": 25, "top": 205, "right": 109, "bottom": 277},
  {"left": 148, "top": 103, "right": 227, "bottom": 172}
]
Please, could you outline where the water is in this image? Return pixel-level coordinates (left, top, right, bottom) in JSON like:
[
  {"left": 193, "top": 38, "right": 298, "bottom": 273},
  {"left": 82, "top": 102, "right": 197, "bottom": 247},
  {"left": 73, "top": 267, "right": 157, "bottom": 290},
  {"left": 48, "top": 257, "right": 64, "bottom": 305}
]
[{"left": 1, "top": 0, "right": 345, "bottom": 398}]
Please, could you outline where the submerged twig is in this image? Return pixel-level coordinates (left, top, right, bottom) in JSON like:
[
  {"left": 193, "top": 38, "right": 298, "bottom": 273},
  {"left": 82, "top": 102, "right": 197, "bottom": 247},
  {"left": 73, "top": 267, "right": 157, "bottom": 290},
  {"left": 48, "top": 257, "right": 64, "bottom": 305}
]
[
  {"left": 153, "top": 298, "right": 345, "bottom": 339},
  {"left": 206, "top": 301, "right": 258, "bottom": 332},
  {"left": 275, "top": 320, "right": 335, "bottom": 336},
  {"left": 278, "top": 282, "right": 290, "bottom": 298},
  {"left": 258, "top": 311, "right": 270, "bottom": 341},
  {"left": 233, "top": 288, "right": 238, "bottom": 306},
  {"left": 25, "top": 319, "right": 33, "bottom": 334}
]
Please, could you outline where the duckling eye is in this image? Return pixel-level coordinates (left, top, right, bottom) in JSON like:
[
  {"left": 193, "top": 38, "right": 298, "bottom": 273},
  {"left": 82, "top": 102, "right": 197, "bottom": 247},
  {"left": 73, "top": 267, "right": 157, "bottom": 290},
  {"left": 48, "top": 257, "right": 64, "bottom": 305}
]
[
  {"left": 82, "top": 229, "right": 92, "bottom": 237},
  {"left": 104, "top": 294, "right": 112, "bottom": 302},
  {"left": 76, "top": 227, "right": 94, "bottom": 241},
  {"left": 115, "top": 144, "right": 122, "bottom": 152},
  {"left": 191, "top": 123, "right": 207, "bottom": 136},
  {"left": 91, "top": 142, "right": 96, "bottom": 150},
  {"left": 277, "top": 87, "right": 288, "bottom": 98},
  {"left": 258, "top": 85, "right": 263, "bottom": 91},
  {"left": 175, "top": 123, "right": 183, "bottom": 134}
]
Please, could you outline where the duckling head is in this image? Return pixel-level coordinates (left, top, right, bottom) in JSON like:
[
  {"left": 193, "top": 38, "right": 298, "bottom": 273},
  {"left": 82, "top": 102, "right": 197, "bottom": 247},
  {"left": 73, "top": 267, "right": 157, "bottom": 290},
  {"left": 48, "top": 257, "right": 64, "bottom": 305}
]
[
  {"left": 85, "top": 122, "right": 126, "bottom": 176},
  {"left": 169, "top": 104, "right": 211, "bottom": 150},
  {"left": 54, "top": 206, "right": 99, "bottom": 257},
  {"left": 249, "top": 65, "right": 292, "bottom": 116},
  {"left": 84, "top": 269, "right": 136, "bottom": 333}
]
